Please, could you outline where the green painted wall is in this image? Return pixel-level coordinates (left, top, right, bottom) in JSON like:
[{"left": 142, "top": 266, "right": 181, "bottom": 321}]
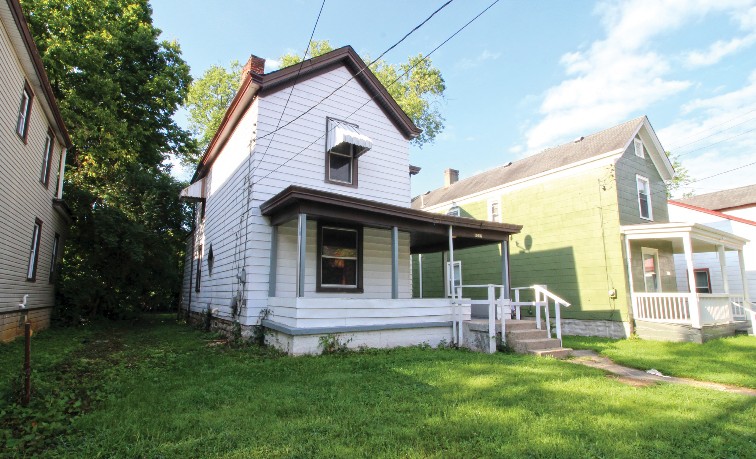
[{"left": 615, "top": 139, "right": 670, "bottom": 225}]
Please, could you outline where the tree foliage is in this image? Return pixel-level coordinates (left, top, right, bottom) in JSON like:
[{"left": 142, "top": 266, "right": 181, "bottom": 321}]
[
  {"left": 21, "top": 0, "right": 195, "bottom": 320},
  {"left": 184, "top": 61, "right": 241, "bottom": 164},
  {"left": 186, "top": 39, "right": 446, "bottom": 155},
  {"left": 665, "top": 151, "right": 694, "bottom": 198}
]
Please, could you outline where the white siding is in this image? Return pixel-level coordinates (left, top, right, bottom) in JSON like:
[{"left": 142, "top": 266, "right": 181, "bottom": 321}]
[
  {"left": 274, "top": 220, "right": 410, "bottom": 299},
  {"left": 185, "top": 63, "right": 414, "bottom": 327},
  {"left": 0, "top": 13, "right": 67, "bottom": 317},
  {"left": 668, "top": 204, "right": 755, "bottom": 300}
]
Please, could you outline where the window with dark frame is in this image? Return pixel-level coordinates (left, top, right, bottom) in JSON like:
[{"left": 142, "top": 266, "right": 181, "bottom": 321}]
[
  {"left": 693, "top": 268, "right": 712, "bottom": 294},
  {"left": 325, "top": 118, "right": 371, "bottom": 188},
  {"left": 27, "top": 219, "right": 42, "bottom": 281},
  {"left": 16, "top": 82, "right": 33, "bottom": 142},
  {"left": 40, "top": 131, "right": 55, "bottom": 186},
  {"left": 195, "top": 244, "right": 202, "bottom": 292},
  {"left": 327, "top": 143, "right": 355, "bottom": 185},
  {"left": 317, "top": 224, "right": 362, "bottom": 292},
  {"left": 207, "top": 244, "right": 214, "bottom": 276},
  {"left": 49, "top": 233, "right": 60, "bottom": 283}
]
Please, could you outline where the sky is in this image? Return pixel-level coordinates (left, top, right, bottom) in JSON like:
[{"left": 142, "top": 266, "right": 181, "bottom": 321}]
[{"left": 151, "top": 0, "right": 756, "bottom": 198}]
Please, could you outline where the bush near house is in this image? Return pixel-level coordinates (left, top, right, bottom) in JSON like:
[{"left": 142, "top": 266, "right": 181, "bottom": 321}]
[
  {"left": 563, "top": 335, "right": 756, "bottom": 389},
  {"left": 1, "top": 316, "right": 754, "bottom": 458}
]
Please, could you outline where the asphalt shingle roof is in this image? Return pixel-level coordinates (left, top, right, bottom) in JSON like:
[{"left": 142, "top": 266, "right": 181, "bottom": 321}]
[
  {"left": 675, "top": 184, "right": 756, "bottom": 211},
  {"left": 412, "top": 116, "right": 646, "bottom": 209}
]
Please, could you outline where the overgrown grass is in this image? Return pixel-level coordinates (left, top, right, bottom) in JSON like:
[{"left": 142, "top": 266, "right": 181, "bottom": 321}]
[
  {"left": 2, "top": 316, "right": 755, "bottom": 458},
  {"left": 563, "top": 335, "right": 756, "bottom": 388}
]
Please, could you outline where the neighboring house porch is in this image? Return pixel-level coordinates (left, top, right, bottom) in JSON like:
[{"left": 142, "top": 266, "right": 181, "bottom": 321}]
[{"left": 622, "top": 222, "right": 754, "bottom": 342}]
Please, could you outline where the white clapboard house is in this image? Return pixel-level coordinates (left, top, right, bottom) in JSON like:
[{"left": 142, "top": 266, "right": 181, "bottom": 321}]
[
  {"left": 0, "top": 0, "right": 73, "bottom": 341},
  {"left": 179, "top": 47, "right": 521, "bottom": 354}
]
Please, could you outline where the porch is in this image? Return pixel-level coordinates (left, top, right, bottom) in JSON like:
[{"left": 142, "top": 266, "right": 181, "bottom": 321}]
[{"left": 622, "top": 222, "right": 754, "bottom": 342}]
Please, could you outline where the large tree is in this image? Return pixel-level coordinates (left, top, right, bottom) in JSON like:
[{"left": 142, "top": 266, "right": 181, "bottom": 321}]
[
  {"left": 185, "top": 39, "right": 446, "bottom": 158},
  {"left": 21, "top": 0, "right": 195, "bottom": 320}
]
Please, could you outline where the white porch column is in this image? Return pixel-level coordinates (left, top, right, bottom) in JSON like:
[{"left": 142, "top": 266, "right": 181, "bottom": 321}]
[
  {"left": 738, "top": 250, "right": 755, "bottom": 333},
  {"left": 268, "top": 226, "right": 278, "bottom": 297},
  {"left": 391, "top": 226, "right": 399, "bottom": 299},
  {"left": 623, "top": 236, "right": 637, "bottom": 322},
  {"left": 448, "top": 226, "right": 455, "bottom": 301},
  {"left": 501, "top": 240, "right": 511, "bottom": 299},
  {"left": 418, "top": 254, "right": 423, "bottom": 299},
  {"left": 296, "top": 214, "right": 307, "bottom": 298},
  {"left": 683, "top": 235, "right": 702, "bottom": 328},
  {"left": 717, "top": 245, "right": 730, "bottom": 294}
]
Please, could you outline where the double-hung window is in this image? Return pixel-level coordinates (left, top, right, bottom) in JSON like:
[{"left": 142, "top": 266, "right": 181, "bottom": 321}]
[
  {"left": 636, "top": 175, "right": 652, "bottom": 220},
  {"left": 40, "top": 131, "right": 55, "bottom": 186},
  {"left": 641, "top": 247, "right": 660, "bottom": 293},
  {"left": 489, "top": 199, "right": 500, "bottom": 222},
  {"left": 49, "top": 233, "right": 60, "bottom": 283},
  {"left": 325, "top": 118, "right": 372, "bottom": 187},
  {"left": 27, "top": 219, "right": 43, "bottom": 281},
  {"left": 16, "top": 82, "right": 33, "bottom": 142},
  {"left": 318, "top": 224, "right": 362, "bottom": 292},
  {"left": 446, "top": 261, "right": 462, "bottom": 297}
]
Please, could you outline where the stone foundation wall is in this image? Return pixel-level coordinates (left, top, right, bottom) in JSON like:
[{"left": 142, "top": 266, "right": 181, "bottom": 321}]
[
  {"left": 1, "top": 308, "right": 51, "bottom": 342},
  {"left": 635, "top": 320, "right": 741, "bottom": 343},
  {"left": 184, "top": 310, "right": 255, "bottom": 339},
  {"left": 560, "top": 319, "right": 631, "bottom": 339}
]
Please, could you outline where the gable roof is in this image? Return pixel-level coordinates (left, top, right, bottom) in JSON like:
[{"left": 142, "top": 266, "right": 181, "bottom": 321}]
[
  {"left": 1, "top": 0, "right": 72, "bottom": 148},
  {"left": 413, "top": 116, "right": 657, "bottom": 209},
  {"left": 668, "top": 199, "right": 756, "bottom": 227},
  {"left": 192, "top": 46, "right": 420, "bottom": 182},
  {"left": 674, "top": 184, "right": 756, "bottom": 212}
]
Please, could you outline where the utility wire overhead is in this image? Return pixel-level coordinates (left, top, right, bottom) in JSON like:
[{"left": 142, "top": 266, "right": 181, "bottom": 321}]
[
  {"left": 666, "top": 108, "right": 756, "bottom": 150},
  {"left": 253, "top": 0, "right": 501, "bottom": 186},
  {"left": 676, "top": 126, "right": 756, "bottom": 157},
  {"left": 670, "top": 115, "right": 756, "bottom": 152},
  {"left": 693, "top": 160, "right": 756, "bottom": 183}
]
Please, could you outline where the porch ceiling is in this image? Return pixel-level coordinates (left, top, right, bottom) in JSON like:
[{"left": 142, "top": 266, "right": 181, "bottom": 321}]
[
  {"left": 260, "top": 186, "right": 522, "bottom": 253},
  {"left": 621, "top": 222, "right": 748, "bottom": 252}
]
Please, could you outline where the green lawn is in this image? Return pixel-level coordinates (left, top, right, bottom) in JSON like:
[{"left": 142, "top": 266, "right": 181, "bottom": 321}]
[
  {"left": 1, "top": 316, "right": 754, "bottom": 458},
  {"left": 563, "top": 335, "right": 756, "bottom": 389}
]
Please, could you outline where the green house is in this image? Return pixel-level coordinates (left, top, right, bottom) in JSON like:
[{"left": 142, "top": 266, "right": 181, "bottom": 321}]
[{"left": 411, "top": 116, "right": 752, "bottom": 341}]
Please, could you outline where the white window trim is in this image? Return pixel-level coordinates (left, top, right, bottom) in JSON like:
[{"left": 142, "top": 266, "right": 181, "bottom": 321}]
[
  {"left": 641, "top": 247, "right": 661, "bottom": 293},
  {"left": 445, "top": 260, "right": 462, "bottom": 297},
  {"left": 634, "top": 138, "right": 644, "bottom": 158},
  {"left": 488, "top": 198, "right": 501, "bottom": 222},
  {"left": 16, "top": 87, "right": 31, "bottom": 138},
  {"left": 27, "top": 220, "right": 42, "bottom": 280},
  {"left": 446, "top": 206, "right": 460, "bottom": 217},
  {"left": 41, "top": 132, "right": 54, "bottom": 185},
  {"left": 636, "top": 175, "right": 653, "bottom": 221}
]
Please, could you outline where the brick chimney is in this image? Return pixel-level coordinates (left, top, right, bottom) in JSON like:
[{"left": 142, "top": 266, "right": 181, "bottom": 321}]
[
  {"left": 241, "top": 54, "right": 266, "bottom": 83},
  {"left": 444, "top": 168, "right": 459, "bottom": 187}
]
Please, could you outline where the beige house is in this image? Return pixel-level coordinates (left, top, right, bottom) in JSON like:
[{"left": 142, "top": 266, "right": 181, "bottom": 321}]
[{"left": 0, "top": 0, "right": 73, "bottom": 341}]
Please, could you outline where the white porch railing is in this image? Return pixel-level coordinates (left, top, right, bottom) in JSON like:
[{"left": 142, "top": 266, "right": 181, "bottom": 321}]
[
  {"left": 453, "top": 284, "right": 570, "bottom": 354},
  {"left": 633, "top": 293, "right": 755, "bottom": 330}
]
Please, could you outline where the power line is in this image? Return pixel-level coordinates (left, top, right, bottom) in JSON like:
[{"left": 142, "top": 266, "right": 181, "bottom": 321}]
[
  {"left": 693, "top": 160, "right": 756, "bottom": 183},
  {"left": 253, "top": 0, "right": 501, "bottom": 186},
  {"left": 666, "top": 108, "right": 756, "bottom": 151},
  {"left": 670, "top": 115, "right": 756, "bottom": 152},
  {"left": 676, "top": 126, "right": 756, "bottom": 157},
  {"left": 252, "top": 0, "right": 455, "bottom": 145}
]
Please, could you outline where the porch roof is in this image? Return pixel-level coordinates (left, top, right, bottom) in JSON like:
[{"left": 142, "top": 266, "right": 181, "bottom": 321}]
[
  {"left": 261, "top": 186, "right": 522, "bottom": 253},
  {"left": 621, "top": 222, "right": 748, "bottom": 252}
]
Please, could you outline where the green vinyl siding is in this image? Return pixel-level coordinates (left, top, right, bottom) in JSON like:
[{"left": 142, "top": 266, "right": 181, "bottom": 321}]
[{"left": 615, "top": 140, "right": 670, "bottom": 225}]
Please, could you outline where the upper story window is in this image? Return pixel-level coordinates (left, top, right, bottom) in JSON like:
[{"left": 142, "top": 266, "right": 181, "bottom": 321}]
[
  {"left": 447, "top": 206, "right": 460, "bottom": 217},
  {"left": 49, "top": 233, "right": 60, "bottom": 283},
  {"left": 325, "top": 118, "right": 372, "bottom": 187},
  {"left": 317, "top": 224, "right": 363, "bottom": 292},
  {"left": 40, "top": 131, "right": 55, "bottom": 186},
  {"left": 633, "top": 138, "right": 644, "bottom": 158},
  {"left": 636, "top": 175, "right": 653, "bottom": 220},
  {"left": 16, "top": 82, "right": 34, "bottom": 142},
  {"left": 489, "top": 199, "right": 500, "bottom": 222},
  {"left": 27, "top": 219, "right": 42, "bottom": 281}
]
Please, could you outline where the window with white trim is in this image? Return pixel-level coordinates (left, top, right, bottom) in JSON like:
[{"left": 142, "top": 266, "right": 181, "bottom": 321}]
[
  {"left": 633, "top": 138, "right": 644, "bottom": 158},
  {"left": 27, "top": 219, "right": 42, "bottom": 281},
  {"left": 447, "top": 206, "right": 460, "bottom": 217},
  {"left": 40, "top": 131, "right": 55, "bottom": 186},
  {"left": 49, "top": 233, "right": 60, "bottom": 283},
  {"left": 446, "top": 261, "right": 462, "bottom": 297},
  {"left": 636, "top": 175, "right": 653, "bottom": 220},
  {"left": 641, "top": 247, "right": 660, "bottom": 293},
  {"left": 489, "top": 199, "right": 500, "bottom": 222},
  {"left": 16, "top": 83, "right": 33, "bottom": 141}
]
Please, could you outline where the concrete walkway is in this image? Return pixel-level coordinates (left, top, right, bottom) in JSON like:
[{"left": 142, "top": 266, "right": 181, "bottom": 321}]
[{"left": 568, "top": 350, "right": 756, "bottom": 397}]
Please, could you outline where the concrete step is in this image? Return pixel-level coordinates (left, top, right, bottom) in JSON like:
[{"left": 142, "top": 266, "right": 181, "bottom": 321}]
[
  {"left": 503, "top": 319, "right": 541, "bottom": 331},
  {"left": 506, "top": 328, "right": 550, "bottom": 340},
  {"left": 528, "top": 348, "right": 573, "bottom": 359},
  {"left": 512, "top": 337, "right": 563, "bottom": 353}
]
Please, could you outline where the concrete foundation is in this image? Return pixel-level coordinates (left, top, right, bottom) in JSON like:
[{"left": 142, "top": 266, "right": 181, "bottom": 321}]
[
  {"left": 635, "top": 320, "right": 743, "bottom": 343},
  {"left": 560, "top": 319, "right": 631, "bottom": 339}
]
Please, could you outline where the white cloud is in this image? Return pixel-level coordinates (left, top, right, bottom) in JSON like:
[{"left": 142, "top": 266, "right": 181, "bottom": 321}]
[
  {"left": 523, "top": 0, "right": 755, "bottom": 153},
  {"left": 265, "top": 58, "right": 282, "bottom": 72},
  {"left": 456, "top": 49, "right": 501, "bottom": 70},
  {"left": 684, "top": 33, "right": 756, "bottom": 67}
]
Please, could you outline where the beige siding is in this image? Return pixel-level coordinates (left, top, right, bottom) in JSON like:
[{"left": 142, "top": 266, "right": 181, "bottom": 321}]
[{"left": 0, "top": 13, "right": 67, "bottom": 320}]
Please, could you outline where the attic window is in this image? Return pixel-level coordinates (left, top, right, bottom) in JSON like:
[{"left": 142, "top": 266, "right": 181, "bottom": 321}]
[
  {"left": 447, "top": 206, "right": 460, "bottom": 217},
  {"left": 325, "top": 118, "right": 372, "bottom": 187},
  {"left": 634, "top": 138, "right": 644, "bottom": 158}
]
